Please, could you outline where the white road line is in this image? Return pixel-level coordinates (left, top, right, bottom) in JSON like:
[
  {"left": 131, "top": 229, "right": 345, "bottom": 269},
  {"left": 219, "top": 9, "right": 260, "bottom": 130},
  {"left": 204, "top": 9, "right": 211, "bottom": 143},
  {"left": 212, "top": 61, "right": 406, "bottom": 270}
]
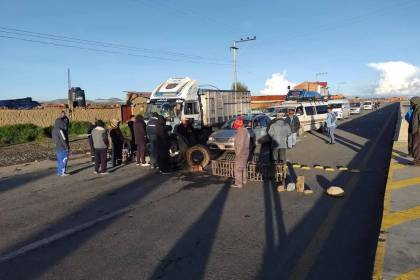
[{"left": 0, "top": 206, "right": 135, "bottom": 263}]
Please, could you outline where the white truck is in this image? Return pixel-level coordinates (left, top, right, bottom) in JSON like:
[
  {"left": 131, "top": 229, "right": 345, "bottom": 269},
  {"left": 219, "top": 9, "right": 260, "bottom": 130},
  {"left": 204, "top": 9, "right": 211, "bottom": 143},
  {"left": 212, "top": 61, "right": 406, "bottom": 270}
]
[{"left": 144, "top": 77, "right": 251, "bottom": 166}]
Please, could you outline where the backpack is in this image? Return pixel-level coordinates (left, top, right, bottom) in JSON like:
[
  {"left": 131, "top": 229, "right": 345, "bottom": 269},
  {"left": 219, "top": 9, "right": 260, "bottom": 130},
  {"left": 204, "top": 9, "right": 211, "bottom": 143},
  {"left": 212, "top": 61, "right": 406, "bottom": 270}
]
[{"left": 405, "top": 109, "right": 413, "bottom": 123}]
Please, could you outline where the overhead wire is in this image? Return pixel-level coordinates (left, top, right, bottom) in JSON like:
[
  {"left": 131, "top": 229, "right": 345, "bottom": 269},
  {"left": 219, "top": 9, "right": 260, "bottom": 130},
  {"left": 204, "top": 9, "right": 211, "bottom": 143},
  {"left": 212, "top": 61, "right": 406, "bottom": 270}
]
[
  {"left": 0, "top": 34, "right": 231, "bottom": 66},
  {"left": 0, "top": 26, "right": 226, "bottom": 63}
]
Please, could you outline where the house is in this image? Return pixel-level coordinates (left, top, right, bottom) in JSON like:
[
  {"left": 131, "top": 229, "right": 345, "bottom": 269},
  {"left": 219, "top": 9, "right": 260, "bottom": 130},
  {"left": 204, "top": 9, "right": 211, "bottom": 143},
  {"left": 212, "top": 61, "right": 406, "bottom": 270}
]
[
  {"left": 293, "top": 81, "right": 329, "bottom": 96},
  {"left": 251, "top": 95, "right": 286, "bottom": 111}
]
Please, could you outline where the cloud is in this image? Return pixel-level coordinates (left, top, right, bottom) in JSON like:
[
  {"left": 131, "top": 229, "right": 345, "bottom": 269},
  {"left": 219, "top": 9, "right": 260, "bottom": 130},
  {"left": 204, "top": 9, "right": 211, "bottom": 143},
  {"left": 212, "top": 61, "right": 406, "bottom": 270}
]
[
  {"left": 368, "top": 61, "right": 420, "bottom": 95},
  {"left": 260, "top": 72, "right": 295, "bottom": 95}
]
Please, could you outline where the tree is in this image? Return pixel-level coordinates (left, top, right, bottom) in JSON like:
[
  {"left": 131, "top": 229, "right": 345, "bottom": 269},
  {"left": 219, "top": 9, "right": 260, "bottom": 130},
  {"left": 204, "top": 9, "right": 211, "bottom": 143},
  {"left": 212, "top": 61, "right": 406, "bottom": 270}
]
[{"left": 231, "top": 82, "right": 249, "bottom": 92}]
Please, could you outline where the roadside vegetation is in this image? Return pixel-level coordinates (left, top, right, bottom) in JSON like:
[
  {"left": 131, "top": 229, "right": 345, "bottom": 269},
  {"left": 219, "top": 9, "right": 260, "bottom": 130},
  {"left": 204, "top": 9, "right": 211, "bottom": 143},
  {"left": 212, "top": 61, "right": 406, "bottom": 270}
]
[{"left": 0, "top": 121, "right": 92, "bottom": 146}]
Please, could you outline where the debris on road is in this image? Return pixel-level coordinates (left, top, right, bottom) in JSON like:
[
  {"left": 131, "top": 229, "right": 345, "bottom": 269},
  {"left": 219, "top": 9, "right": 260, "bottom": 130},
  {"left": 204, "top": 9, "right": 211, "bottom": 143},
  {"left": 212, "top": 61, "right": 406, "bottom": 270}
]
[
  {"left": 296, "top": 176, "right": 305, "bottom": 192},
  {"left": 326, "top": 186, "right": 345, "bottom": 197}
]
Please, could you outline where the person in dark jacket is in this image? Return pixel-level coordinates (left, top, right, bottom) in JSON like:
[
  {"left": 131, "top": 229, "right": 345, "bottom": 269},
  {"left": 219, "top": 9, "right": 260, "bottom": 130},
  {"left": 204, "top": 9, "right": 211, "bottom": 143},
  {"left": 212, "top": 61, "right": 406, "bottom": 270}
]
[
  {"left": 232, "top": 117, "right": 250, "bottom": 188},
  {"left": 156, "top": 115, "right": 170, "bottom": 173},
  {"left": 133, "top": 114, "right": 149, "bottom": 166},
  {"left": 52, "top": 117, "right": 70, "bottom": 176},
  {"left": 146, "top": 112, "right": 159, "bottom": 169},
  {"left": 409, "top": 96, "right": 420, "bottom": 165},
  {"left": 91, "top": 120, "right": 109, "bottom": 174},
  {"left": 109, "top": 119, "right": 124, "bottom": 167},
  {"left": 268, "top": 112, "right": 291, "bottom": 163},
  {"left": 407, "top": 97, "right": 418, "bottom": 156},
  {"left": 175, "top": 117, "right": 196, "bottom": 146},
  {"left": 127, "top": 115, "right": 136, "bottom": 160},
  {"left": 285, "top": 109, "right": 301, "bottom": 148},
  {"left": 87, "top": 121, "right": 96, "bottom": 162}
]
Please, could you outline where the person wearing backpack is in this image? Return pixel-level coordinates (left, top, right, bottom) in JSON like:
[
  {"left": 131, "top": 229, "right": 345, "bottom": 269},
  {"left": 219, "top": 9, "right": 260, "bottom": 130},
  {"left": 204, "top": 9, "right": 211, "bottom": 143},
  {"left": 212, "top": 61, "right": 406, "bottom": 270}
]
[
  {"left": 405, "top": 102, "right": 415, "bottom": 156},
  {"left": 326, "top": 107, "right": 337, "bottom": 144}
]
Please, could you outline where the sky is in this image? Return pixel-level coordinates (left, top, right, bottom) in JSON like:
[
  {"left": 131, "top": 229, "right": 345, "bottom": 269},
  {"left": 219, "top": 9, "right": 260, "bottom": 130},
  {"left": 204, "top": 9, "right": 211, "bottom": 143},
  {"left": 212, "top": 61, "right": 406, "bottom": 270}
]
[{"left": 0, "top": 0, "right": 419, "bottom": 101}]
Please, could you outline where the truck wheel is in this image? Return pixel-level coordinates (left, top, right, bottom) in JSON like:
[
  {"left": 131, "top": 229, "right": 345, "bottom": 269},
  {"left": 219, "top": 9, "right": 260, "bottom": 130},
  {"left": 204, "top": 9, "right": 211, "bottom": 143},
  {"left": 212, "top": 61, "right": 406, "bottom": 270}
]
[{"left": 186, "top": 144, "right": 211, "bottom": 168}]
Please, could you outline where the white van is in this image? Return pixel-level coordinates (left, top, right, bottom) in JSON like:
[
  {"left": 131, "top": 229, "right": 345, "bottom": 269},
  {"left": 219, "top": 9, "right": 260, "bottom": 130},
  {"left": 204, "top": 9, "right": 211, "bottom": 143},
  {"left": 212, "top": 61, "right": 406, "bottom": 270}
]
[
  {"left": 363, "top": 101, "right": 373, "bottom": 110},
  {"left": 266, "top": 100, "right": 329, "bottom": 133},
  {"left": 350, "top": 102, "right": 362, "bottom": 114},
  {"left": 327, "top": 99, "right": 351, "bottom": 119}
]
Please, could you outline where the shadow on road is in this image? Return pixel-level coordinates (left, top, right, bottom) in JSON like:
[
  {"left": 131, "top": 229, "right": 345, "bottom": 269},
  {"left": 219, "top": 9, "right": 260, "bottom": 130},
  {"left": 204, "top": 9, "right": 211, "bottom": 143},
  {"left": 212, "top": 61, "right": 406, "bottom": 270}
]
[
  {"left": 150, "top": 181, "right": 230, "bottom": 280},
  {"left": 0, "top": 170, "right": 173, "bottom": 279},
  {"left": 255, "top": 104, "right": 398, "bottom": 279}
]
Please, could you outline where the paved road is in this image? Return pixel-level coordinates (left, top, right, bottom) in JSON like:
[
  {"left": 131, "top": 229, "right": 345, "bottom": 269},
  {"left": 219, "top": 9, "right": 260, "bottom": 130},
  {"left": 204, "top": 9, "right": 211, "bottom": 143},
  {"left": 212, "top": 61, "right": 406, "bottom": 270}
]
[{"left": 0, "top": 103, "right": 399, "bottom": 280}]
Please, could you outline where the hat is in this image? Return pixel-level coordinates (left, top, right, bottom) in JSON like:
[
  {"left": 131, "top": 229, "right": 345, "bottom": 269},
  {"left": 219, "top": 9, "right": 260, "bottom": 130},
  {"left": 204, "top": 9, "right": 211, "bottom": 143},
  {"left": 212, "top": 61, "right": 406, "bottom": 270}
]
[
  {"left": 233, "top": 117, "right": 244, "bottom": 129},
  {"left": 110, "top": 119, "right": 120, "bottom": 127}
]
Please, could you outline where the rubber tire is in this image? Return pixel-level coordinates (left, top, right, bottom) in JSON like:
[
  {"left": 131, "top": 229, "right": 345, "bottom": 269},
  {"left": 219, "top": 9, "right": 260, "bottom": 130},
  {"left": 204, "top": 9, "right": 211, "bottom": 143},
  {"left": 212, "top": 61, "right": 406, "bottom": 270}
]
[{"left": 186, "top": 144, "right": 211, "bottom": 168}]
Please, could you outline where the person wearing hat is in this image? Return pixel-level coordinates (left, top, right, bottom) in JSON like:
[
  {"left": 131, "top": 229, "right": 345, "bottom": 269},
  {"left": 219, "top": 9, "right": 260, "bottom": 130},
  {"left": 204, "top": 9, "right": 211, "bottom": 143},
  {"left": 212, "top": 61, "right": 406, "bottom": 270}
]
[
  {"left": 268, "top": 112, "right": 291, "bottom": 163},
  {"left": 109, "top": 119, "right": 124, "bottom": 167},
  {"left": 91, "top": 120, "right": 109, "bottom": 174},
  {"left": 285, "top": 108, "right": 300, "bottom": 148},
  {"left": 232, "top": 117, "right": 250, "bottom": 188}
]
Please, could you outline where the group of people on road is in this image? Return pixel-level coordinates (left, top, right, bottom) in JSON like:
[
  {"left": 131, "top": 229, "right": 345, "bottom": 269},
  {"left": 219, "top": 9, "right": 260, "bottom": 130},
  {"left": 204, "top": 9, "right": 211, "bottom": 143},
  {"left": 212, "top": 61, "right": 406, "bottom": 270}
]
[
  {"left": 232, "top": 106, "right": 338, "bottom": 188},
  {"left": 232, "top": 109, "right": 301, "bottom": 188},
  {"left": 52, "top": 111, "right": 188, "bottom": 176}
]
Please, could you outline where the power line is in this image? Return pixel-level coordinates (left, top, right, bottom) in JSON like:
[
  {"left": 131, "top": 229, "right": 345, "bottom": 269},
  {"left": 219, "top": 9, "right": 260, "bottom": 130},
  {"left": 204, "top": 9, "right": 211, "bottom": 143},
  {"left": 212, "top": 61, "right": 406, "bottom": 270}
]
[
  {"left": 135, "top": 0, "right": 238, "bottom": 34},
  {"left": 0, "top": 35, "right": 231, "bottom": 66},
  {"left": 0, "top": 26, "right": 226, "bottom": 63}
]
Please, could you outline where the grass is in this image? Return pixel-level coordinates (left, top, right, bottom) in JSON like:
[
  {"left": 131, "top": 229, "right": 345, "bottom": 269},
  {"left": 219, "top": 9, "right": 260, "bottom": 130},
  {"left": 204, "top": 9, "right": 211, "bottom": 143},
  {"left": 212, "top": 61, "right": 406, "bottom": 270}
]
[
  {"left": 0, "top": 124, "right": 43, "bottom": 146},
  {"left": 0, "top": 121, "right": 96, "bottom": 146}
]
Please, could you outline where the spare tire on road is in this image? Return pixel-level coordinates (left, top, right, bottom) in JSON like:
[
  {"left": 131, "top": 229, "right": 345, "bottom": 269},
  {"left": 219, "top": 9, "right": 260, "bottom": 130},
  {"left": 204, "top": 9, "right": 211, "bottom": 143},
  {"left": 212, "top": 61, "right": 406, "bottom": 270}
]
[{"left": 186, "top": 144, "right": 211, "bottom": 168}]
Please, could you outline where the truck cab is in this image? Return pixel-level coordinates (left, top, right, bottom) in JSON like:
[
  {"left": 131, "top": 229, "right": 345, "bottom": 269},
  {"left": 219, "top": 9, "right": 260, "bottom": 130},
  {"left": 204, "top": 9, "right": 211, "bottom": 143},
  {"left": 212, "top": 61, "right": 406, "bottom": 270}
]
[{"left": 144, "top": 77, "right": 201, "bottom": 129}]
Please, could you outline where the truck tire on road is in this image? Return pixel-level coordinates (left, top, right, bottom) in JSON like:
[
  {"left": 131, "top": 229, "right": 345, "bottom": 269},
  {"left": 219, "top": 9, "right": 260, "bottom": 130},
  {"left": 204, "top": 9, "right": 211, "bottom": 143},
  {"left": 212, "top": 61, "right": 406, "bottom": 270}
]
[{"left": 186, "top": 144, "right": 211, "bottom": 168}]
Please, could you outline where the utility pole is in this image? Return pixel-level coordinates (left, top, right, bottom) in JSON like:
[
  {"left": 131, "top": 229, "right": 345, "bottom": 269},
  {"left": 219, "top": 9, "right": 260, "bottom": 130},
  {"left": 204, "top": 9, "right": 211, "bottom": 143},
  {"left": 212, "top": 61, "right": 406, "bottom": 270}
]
[
  {"left": 67, "top": 68, "right": 72, "bottom": 110},
  {"left": 230, "top": 36, "right": 256, "bottom": 91}
]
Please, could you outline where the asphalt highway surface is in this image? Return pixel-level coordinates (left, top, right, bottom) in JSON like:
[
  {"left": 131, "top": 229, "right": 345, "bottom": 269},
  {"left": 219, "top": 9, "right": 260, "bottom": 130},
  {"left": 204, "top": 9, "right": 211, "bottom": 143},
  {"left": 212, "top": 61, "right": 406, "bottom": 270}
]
[{"left": 0, "top": 103, "right": 399, "bottom": 280}]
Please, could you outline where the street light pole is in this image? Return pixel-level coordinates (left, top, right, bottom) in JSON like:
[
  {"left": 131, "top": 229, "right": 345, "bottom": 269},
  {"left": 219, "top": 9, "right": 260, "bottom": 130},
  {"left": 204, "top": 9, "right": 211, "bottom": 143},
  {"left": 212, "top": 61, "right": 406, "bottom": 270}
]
[{"left": 230, "top": 36, "right": 256, "bottom": 91}]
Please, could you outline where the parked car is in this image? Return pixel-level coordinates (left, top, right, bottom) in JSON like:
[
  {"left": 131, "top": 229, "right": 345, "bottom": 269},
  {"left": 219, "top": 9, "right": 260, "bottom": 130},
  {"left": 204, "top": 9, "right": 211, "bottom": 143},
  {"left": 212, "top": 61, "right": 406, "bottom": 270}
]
[
  {"left": 350, "top": 102, "right": 362, "bottom": 114},
  {"left": 207, "top": 114, "right": 271, "bottom": 152}
]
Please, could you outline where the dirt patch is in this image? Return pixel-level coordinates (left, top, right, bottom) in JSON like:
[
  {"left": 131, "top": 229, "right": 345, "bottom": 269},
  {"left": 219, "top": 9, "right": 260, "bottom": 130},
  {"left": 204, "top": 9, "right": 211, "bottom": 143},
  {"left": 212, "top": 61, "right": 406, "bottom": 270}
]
[{"left": 0, "top": 137, "right": 90, "bottom": 167}]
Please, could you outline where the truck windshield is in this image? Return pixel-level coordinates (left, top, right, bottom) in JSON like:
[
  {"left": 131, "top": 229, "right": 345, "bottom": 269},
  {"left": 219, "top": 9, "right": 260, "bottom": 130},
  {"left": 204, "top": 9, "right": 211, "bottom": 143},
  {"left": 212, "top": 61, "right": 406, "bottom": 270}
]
[
  {"left": 350, "top": 102, "right": 361, "bottom": 107},
  {"left": 329, "top": 104, "right": 343, "bottom": 109},
  {"left": 145, "top": 101, "right": 182, "bottom": 121}
]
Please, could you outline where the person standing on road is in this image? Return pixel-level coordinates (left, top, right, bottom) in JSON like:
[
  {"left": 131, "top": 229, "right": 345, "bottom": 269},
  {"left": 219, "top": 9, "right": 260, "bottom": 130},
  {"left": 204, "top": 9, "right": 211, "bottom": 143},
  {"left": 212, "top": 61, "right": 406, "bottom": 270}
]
[
  {"left": 52, "top": 117, "right": 70, "bottom": 176},
  {"left": 409, "top": 96, "right": 420, "bottom": 164},
  {"left": 285, "top": 109, "right": 300, "bottom": 148},
  {"left": 133, "top": 114, "right": 149, "bottom": 167},
  {"left": 326, "top": 107, "right": 337, "bottom": 144},
  {"left": 87, "top": 121, "right": 96, "bottom": 162},
  {"left": 406, "top": 98, "right": 417, "bottom": 156},
  {"left": 156, "top": 115, "right": 170, "bottom": 173},
  {"left": 109, "top": 119, "right": 124, "bottom": 167},
  {"left": 232, "top": 117, "right": 250, "bottom": 188},
  {"left": 268, "top": 112, "right": 291, "bottom": 164},
  {"left": 146, "top": 112, "right": 159, "bottom": 169},
  {"left": 91, "top": 120, "right": 109, "bottom": 174},
  {"left": 127, "top": 115, "right": 136, "bottom": 160}
]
